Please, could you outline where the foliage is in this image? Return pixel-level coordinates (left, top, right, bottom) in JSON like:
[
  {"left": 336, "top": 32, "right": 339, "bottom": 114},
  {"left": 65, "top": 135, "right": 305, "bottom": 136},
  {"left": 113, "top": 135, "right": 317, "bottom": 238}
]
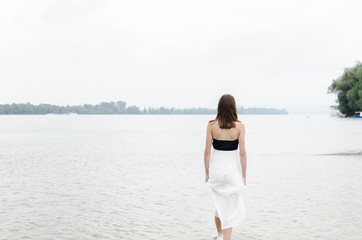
[{"left": 328, "top": 62, "right": 362, "bottom": 116}]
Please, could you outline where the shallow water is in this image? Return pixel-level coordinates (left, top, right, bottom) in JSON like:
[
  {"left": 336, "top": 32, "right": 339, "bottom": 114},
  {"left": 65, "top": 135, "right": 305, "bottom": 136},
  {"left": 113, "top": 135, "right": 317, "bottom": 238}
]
[{"left": 0, "top": 114, "right": 361, "bottom": 240}]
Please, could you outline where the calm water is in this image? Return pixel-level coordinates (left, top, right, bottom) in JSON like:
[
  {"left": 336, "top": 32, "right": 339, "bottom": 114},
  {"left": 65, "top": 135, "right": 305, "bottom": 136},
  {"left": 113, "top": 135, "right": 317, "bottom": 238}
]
[{"left": 0, "top": 114, "right": 361, "bottom": 240}]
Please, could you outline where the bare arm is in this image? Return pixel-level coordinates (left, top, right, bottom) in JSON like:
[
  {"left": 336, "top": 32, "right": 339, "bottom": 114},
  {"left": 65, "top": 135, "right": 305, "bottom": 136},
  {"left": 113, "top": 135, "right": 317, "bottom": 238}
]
[
  {"left": 204, "top": 122, "right": 213, "bottom": 182},
  {"left": 238, "top": 123, "right": 247, "bottom": 185}
]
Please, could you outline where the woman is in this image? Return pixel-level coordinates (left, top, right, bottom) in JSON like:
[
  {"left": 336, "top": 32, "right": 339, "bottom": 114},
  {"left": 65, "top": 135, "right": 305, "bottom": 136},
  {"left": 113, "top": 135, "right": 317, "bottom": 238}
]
[{"left": 204, "top": 94, "right": 247, "bottom": 240}]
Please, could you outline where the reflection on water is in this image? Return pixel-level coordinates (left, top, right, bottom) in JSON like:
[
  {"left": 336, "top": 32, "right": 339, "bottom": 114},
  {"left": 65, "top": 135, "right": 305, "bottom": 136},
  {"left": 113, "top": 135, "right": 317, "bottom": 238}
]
[{"left": 0, "top": 114, "right": 361, "bottom": 240}]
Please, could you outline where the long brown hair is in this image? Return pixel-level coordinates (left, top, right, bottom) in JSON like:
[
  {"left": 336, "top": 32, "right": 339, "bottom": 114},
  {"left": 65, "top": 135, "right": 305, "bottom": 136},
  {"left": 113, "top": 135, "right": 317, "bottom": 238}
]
[{"left": 209, "top": 94, "right": 240, "bottom": 129}]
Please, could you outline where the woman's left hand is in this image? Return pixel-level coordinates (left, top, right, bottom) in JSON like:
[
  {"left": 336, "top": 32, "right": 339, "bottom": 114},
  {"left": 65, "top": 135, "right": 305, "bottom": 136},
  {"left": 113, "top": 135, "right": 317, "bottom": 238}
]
[{"left": 205, "top": 174, "right": 209, "bottom": 182}]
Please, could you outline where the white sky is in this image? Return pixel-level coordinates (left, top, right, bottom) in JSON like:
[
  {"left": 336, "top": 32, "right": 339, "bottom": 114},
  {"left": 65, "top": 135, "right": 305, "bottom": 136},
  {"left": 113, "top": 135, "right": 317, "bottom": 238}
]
[{"left": 1, "top": 0, "right": 362, "bottom": 113}]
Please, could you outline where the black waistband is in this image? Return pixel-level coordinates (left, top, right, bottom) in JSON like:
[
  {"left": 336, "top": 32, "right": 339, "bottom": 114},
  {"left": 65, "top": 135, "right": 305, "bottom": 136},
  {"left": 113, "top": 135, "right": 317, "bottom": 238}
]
[{"left": 212, "top": 138, "right": 239, "bottom": 151}]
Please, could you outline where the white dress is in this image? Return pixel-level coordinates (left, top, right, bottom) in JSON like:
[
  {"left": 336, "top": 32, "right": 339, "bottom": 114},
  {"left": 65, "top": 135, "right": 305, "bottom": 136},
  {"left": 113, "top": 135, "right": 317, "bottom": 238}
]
[{"left": 207, "top": 140, "right": 246, "bottom": 230}]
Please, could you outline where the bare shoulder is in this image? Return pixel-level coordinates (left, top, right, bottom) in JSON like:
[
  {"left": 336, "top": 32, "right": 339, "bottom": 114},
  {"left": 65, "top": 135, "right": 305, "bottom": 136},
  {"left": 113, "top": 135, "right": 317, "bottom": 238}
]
[
  {"left": 208, "top": 119, "right": 217, "bottom": 127},
  {"left": 235, "top": 121, "right": 245, "bottom": 137},
  {"left": 235, "top": 121, "right": 245, "bottom": 130}
]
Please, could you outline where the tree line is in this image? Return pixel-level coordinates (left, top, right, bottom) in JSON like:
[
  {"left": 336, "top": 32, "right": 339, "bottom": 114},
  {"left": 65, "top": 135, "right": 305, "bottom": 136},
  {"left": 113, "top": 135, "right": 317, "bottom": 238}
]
[{"left": 0, "top": 101, "right": 288, "bottom": 115}]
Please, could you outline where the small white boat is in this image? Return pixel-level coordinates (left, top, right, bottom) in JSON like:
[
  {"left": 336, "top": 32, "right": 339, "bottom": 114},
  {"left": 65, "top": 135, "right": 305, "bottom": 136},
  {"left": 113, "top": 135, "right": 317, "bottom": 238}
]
[{"left": 354, "top": 111, "right": 362, "bottom": 118}]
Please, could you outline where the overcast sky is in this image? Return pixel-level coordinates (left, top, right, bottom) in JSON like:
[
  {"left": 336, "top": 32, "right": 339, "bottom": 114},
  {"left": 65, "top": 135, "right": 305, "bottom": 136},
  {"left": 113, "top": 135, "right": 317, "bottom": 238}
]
[{"left": 1, "top": 0, "right": 362, "bottom": 113}]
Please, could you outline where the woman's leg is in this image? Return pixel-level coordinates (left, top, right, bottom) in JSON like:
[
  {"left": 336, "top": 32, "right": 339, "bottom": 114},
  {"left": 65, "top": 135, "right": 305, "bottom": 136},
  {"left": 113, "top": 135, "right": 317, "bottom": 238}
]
[
  {"left": 222, "top": 227, "right": 232, "bottom": 240},
  {"left": 214, "top": 216, "right": 222, "bottom": 234}
]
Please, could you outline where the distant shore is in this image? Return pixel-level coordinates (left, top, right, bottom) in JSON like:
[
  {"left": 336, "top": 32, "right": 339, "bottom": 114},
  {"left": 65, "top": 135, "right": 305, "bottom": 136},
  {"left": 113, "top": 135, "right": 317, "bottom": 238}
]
[{"left": 0, "top": 101, "right": 288, "bottom": 115}]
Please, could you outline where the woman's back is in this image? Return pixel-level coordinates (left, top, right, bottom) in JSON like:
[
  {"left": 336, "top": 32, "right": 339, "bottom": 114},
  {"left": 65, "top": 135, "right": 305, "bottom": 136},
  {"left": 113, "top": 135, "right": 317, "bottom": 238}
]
[{"left": 209, "top": 119, "right": 242, "bottom": 141}]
